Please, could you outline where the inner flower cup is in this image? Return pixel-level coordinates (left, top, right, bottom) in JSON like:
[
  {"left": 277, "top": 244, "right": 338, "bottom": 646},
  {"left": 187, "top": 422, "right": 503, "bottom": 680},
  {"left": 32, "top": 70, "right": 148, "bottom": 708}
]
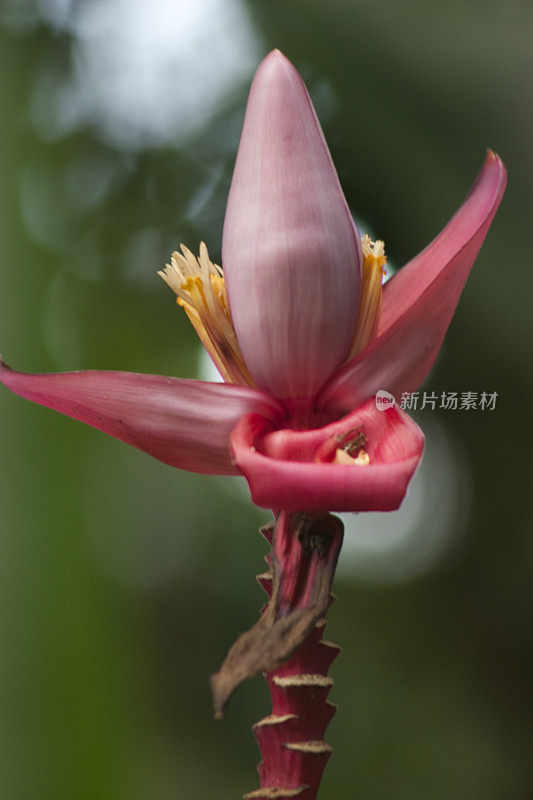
[{"left": 230, "top": 397, "right": 424, "bottom": 512}]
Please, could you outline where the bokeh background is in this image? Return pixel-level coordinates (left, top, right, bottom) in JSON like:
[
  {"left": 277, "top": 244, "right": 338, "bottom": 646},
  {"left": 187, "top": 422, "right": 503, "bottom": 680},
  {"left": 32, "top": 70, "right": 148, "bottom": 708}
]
[{"left": 1, "top": 1, "right": 531, "bottom": 798}]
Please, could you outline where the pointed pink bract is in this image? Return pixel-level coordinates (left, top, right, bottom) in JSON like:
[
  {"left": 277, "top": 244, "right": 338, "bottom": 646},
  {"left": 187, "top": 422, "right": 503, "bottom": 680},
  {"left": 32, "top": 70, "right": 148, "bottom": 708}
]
[
  {"left": 318, "top": 152, "right": 507, "bottom": 414},
  {"left": 222, "top": 50, "right": 362, "bottom": 401},
  {"left": 0, "top": 362, "right": 285, "bottom": 475}
]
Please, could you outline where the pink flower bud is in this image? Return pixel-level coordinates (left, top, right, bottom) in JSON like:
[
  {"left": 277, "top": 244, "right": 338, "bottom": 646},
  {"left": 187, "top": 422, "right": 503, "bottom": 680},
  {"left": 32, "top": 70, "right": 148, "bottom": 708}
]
[{"left": 222, "top": 50, "right": 362, "bottom": 401}]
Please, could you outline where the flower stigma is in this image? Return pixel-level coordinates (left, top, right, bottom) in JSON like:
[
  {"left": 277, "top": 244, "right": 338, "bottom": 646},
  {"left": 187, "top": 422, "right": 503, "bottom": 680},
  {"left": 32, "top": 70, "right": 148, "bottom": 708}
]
[
  {"left": 313, "top": 426, "right": 371, "bottom": 467},
  {"left": 159, "top": 243, "right": 255, "bottom": 386},
  {"left": 347, "top": 234, "right": 387, "bottom": 359},
  {"left": 333, "top": 427, "right": 370, "bottom": 466}
]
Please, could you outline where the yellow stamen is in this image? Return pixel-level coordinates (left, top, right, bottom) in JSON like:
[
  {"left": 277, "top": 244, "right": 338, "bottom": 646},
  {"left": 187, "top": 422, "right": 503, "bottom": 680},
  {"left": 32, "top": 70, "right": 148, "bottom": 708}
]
[
  {"left": 333, "top": 448, "right": 370, "bottom": 466},
  {"left": 158, "top": 243, "right": 255, "bottom": 386},
  {"left": 347, "top": 234, "right": 387, "bottom": 359}
]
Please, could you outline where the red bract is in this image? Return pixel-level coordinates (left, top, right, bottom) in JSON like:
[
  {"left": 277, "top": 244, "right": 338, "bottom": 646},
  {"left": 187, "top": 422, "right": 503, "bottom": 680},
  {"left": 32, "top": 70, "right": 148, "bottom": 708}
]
[{"left": 0, "top": 50, "right": 506, "bottom": 514}]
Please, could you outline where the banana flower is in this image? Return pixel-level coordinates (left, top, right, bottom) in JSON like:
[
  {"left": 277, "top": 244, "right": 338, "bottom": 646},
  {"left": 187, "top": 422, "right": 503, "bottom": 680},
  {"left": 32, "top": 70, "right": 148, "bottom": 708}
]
[{"left": 0, "top": 50, "right": 506, "bottom": 514}]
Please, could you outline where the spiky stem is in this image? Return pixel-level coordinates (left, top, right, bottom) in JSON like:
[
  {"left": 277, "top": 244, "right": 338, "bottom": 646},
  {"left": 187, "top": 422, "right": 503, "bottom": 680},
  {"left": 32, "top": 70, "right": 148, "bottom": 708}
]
[{"left": 244, "top": 511, "right": 344, "bottom": 800}]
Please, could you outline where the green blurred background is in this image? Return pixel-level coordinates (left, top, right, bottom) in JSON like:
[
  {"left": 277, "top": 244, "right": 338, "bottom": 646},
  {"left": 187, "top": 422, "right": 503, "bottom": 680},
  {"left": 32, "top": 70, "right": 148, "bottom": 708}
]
[{"left": 0, "top": 1, "right": 531, "bottom": 798}]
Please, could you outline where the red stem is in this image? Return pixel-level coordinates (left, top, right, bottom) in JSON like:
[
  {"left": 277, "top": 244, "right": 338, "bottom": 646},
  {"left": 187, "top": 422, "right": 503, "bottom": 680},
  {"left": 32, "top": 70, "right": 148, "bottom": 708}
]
[{"left": 245, "top": 511, "right": 344, "bottom": 800}]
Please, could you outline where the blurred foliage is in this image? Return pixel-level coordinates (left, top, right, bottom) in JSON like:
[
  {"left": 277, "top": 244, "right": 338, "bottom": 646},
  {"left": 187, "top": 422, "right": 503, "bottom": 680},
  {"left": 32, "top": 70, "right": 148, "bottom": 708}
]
[{"left": 0, "top": 1, "right": 531, "bottom": 798}]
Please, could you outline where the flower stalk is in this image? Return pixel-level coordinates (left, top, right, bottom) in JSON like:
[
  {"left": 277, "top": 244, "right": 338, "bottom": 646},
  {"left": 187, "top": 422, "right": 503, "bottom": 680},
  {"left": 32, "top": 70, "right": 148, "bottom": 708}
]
[
  {"left": 241, "top": 513, "right": 343, "bottom": 800},
  {"left": 211, "top": 511, "right": 343, "bottom": 717}
]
